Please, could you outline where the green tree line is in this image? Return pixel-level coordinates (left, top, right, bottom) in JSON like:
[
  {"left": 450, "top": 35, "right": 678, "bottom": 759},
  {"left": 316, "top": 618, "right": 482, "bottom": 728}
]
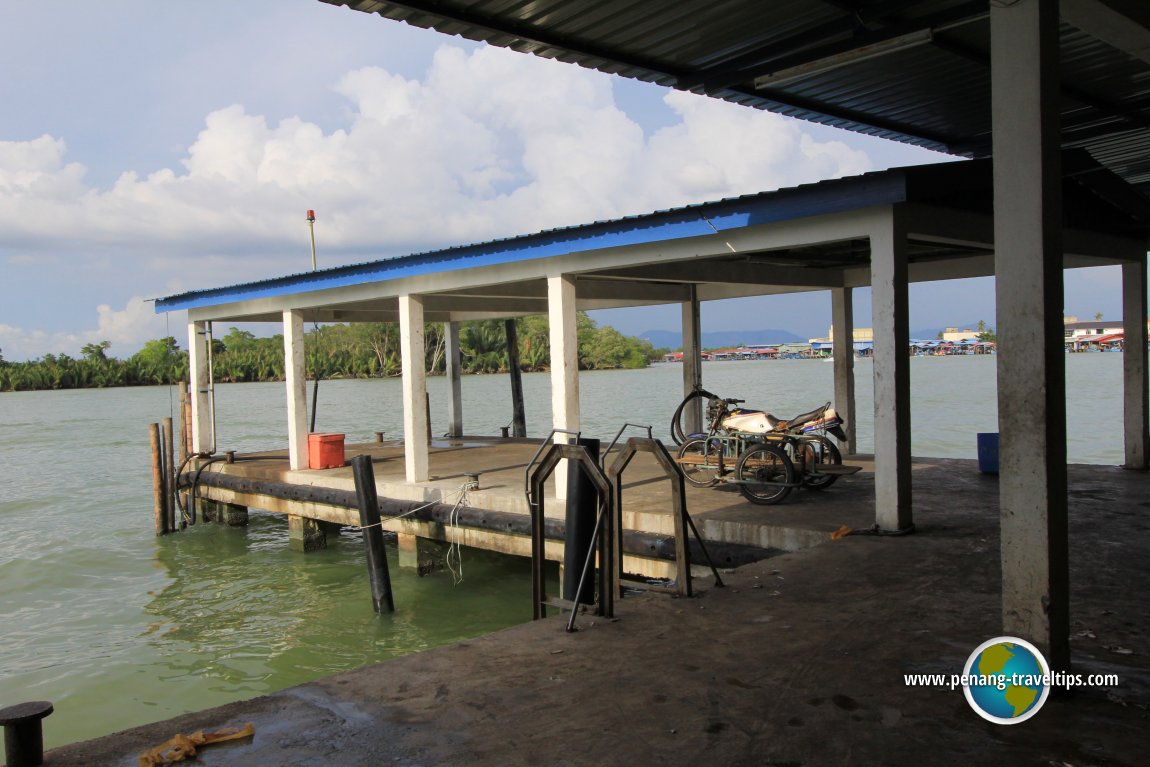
[{"left": 0, "top": 314, "right": 656, "bottom": 392}]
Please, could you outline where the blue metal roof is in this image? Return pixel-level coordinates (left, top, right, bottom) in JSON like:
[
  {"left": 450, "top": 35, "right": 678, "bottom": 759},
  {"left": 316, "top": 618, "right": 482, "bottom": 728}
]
[{"left": 155, "top": 167, "right": 911, "bottom": 313}]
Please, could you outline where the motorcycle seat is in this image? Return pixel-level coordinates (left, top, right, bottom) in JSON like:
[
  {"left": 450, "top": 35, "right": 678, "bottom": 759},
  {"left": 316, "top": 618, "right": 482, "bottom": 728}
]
[{"left": 785, "top": 405, "right": 827, "bottom": 430}]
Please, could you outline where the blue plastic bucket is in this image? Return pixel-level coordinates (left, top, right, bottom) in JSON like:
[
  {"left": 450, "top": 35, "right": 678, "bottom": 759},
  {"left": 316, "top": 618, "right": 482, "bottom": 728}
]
[{"left": 977, "top": 433, "right": 999, "bottom": 474}]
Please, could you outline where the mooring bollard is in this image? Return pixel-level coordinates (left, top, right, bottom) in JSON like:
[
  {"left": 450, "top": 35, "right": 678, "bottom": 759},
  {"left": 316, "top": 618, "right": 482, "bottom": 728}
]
[
  {"left": 0, "top": 700, "right": 53, "bottom": 767},
  {"left": 351, "top": 455, "right": 395, "bottom": 613}
]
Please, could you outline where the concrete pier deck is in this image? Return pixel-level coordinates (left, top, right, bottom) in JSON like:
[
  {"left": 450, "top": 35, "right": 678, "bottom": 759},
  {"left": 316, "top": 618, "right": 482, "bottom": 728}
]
[
  {"left": 46, "top": 459, "right": 1149, "bottom": 766},
  {"left": 188, "top": 438, "right": 884, "bottom": 574}
]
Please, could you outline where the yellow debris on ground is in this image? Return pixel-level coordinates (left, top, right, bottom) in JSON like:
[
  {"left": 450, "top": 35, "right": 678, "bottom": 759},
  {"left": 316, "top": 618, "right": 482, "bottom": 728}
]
[{"left": 138, "top": 723, "right": 254, "bottom": 766}]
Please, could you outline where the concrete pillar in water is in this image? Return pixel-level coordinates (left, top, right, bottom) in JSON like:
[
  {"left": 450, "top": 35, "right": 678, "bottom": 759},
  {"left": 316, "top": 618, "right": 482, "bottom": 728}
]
[
  {"left": 869, "top": 208, "right": 912, "bottom": 532},
  {"left": 547, "top": 274, "right": 580, "bottom": 500},
  {"left": 1122, "top": 258, "right": 1149, "bottom": 469},
  {"left": 283, "top": 310, "right": 309, "bottom": 471},
  {"left": 397, "top": 532, "right": 419, "bottom": 569},
  {"left": 991, "top": 0, "right": 1069, "bottom": 670},
  {"left": 199, "top": 500, "right": 248, "bottom": 526},
  {"left": 680, "top": 285, "right": 703, "bottom": 435},
  {"left": 831, "top": 287, "right": 857, "bottom": 455},
  {"left": 444, "top": 321, "right": 463, "bottom": 438},
  {"left": 399, "top": 294, "right": 429, "bottom": 482},
  {"left": 288, "top": 515, "right": 326, "bottom": 552}
]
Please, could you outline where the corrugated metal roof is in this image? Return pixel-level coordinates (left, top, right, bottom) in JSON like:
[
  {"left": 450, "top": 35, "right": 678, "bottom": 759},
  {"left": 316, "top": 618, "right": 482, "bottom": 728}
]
[
  {"left": 156, "top": 155, "right": 1150, "bottom": 313},
  {"left": 157, "top": 163, "right": 914, "bottom": 312},
  {"left": 320, "top": 0, "right": 1150, "bottom": 195}
]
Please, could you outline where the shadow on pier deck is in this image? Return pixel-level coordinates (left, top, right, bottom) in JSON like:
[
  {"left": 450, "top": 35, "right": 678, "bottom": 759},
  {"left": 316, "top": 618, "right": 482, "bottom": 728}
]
[{"left": 48, "top": 459, "right": 1149, "bottom": 765}]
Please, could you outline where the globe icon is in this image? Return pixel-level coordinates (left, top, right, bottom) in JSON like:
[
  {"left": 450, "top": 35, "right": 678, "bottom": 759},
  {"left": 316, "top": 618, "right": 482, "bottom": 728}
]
[{"left": 963, "top": 637, "right": 1050, "bottom": 724}]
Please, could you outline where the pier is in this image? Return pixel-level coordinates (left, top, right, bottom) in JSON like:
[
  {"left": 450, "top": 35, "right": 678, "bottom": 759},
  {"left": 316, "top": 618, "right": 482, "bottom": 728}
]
[
  {"left": 154, "top": 153, "right": 1150, "bottom": 665},
  {"left": 178, "top": 437, "right": 875, "bottom": 578}
]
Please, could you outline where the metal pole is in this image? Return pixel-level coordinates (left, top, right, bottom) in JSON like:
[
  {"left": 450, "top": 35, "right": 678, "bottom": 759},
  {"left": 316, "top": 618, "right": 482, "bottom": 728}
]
[
  {"left": 351, "top": 455, "right": 395, "bottom": 613},
  {"left": 307, "top": 209, "right": 317, "bottom": 271},
  {"left": 306, "top": 210, "right": 320, "bottom": 433}
]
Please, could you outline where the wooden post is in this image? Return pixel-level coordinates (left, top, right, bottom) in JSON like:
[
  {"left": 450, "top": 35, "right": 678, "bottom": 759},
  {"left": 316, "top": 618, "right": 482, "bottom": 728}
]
[
  {"left": 162, "top": 417, "right": 176, "bottom": 534},
  {"left": 351, "top": 455, "right": 395, "bottom": 613},
  {"left": 178, "top": 380, "right": 191, "bottom": 462},
  {"left": 505, "top": 318, "right": 526, "bottom": 437},
  {"left": 149, "top": 423, "right": 167, "bottom": 535}
]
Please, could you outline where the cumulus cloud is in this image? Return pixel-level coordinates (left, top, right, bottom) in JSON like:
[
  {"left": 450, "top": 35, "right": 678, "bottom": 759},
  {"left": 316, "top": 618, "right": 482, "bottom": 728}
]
[
  {"left": 0, "top": 43, "right": 875, "bottom": 356},
  {"left": 0, "top": 44, "right": 871, "bottom": 257}
]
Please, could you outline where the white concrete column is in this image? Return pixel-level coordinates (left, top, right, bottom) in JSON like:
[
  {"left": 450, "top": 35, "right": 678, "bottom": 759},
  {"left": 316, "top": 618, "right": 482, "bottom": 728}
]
[
  {"left": 870, "top": 208, "right": 912, "bottom": 532},
  {"left": 992, "top": 0, "right": 1069, "bottom": 669},
  {"left": 399, "top": 295, "right": 429, "bottom": 482},
  {"left": 188, "top": 320, "right": 212, "bottom": 455},
  {"left": 1122, "top": 257, "right": 1149, "bottom": 469},
  {"left": 283, "top": 310, "right": 309, "bottom": 470},
  {"left": 681, "top": 285, "right": 703, "bottom": 435},
  {"left": 444, "top": 321, "right": 463, "bottom": 439},
  {"left": 548, "top": 274, "right": 580, "bottom": 498},
  {"left": 831, "top": 287, "right": 857, "bottom": 455}
]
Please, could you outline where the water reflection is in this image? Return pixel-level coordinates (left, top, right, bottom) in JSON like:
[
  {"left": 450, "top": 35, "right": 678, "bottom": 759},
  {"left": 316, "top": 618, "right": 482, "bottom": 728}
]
[{"left": 145, "top": 512, "right": 543, "bottom": 696}]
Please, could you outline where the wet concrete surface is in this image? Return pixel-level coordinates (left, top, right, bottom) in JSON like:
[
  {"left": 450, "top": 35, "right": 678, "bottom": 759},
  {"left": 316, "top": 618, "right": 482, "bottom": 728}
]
[{"left": 39, "top": 460, "right": 1150, "bottom": 766}]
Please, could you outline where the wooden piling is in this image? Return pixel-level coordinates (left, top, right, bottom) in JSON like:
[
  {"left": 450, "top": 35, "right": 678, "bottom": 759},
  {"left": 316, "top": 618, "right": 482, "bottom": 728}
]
[
  {"left": 162, "top": 417, "right": 175, "bottom": 533},
  {"left": 178, "top": 381, "right": 191, "bottom": 462},
  {"left": 351, "top": 455, "right": 395, "bottom": 613},
  {"left": 149, "top": 423, "right": 167, "bottom": 535},
  {"left": 505, "top": 319, "right": 526, "bottom": 437}
]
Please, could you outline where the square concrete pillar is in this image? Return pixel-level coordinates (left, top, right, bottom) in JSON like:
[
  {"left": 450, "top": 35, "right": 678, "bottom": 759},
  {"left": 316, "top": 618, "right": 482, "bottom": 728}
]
[
  {"left": 283, "top": 310, "right": 309, "bottom": 471},
  {"left": 548, "top": 274, "right": 580, "bottom": 498},
  {"left": 831, "top": 287, "right": 857, "bottom": 455},
  {"left": 1122, "top": 258, "right": 1149, "bottom": 469},
  {"left": 288, "top": 515, "right": 327, "bottom": 552},
  {"left": 680, "top": 285, "right": 703, "bottom": 435},
  {"left": 870, "top": 209, "right": 912, "bottom": 532},
  {"left": 399, "top": 294, "right": 429, "bottom": 482},
  {"left": 188, "top": 321, "right": 213, "bottom": 455},
  {"left": 991, "top": 0, "right": 1069, "bottom": 669}
]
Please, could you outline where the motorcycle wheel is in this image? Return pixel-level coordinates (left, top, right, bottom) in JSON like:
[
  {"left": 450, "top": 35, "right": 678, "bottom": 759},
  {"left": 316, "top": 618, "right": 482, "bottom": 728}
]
[
  {"left": 677, "top": 438, "right": 722, "bottom": 487},
  {"left": 735, "top": 443, "right": 794, "bottom": 505},
  {"left": 800, "top": 435, "right": 842, "bottom": 490}
]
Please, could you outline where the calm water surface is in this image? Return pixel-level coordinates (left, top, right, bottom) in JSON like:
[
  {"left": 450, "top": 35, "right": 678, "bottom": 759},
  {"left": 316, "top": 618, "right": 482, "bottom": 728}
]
[{"left": 0, "top": 353, "right": 1128, "bottom": 747}]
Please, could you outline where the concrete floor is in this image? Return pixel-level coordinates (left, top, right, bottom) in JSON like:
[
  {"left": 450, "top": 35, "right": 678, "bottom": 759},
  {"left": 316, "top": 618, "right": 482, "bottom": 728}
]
[{"left": 42, "top": 459, "right": 1150, "bottom": 766}]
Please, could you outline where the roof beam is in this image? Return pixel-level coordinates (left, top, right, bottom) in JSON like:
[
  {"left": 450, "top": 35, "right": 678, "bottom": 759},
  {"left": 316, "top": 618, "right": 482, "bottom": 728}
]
[
  {"left": 1062, "top": 0, "right": 1150, "bottom": 66},
  {"left": 682, "top": 1, "right": 986, "bottom": 91},
  {"left": 594, "top": 261, "right": 844, "bottom": 288}
]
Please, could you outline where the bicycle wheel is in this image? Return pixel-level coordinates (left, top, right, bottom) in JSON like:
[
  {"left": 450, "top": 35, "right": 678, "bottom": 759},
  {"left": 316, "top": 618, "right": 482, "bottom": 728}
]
[
  {"left": 800, "top": 435, "right": 842, "bottom": 490},
  {"left": 735, "top": 443, "right": 794, "bottom": 505},
  {"left": 677, "top": 438, "right": 722, "bottom": 487}
]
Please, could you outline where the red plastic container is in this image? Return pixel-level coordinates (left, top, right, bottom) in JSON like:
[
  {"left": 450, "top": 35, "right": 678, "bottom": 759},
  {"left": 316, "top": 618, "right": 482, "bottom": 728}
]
[{"left": 308, "top": 433, "right": 346, "bottom": 469}]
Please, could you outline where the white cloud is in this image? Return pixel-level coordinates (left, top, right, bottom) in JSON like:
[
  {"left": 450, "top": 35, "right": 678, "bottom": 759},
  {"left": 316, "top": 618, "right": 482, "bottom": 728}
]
[
  {"left": 1, "top": 43, "right": 882, "bottom": 357},
  {"left": 0, "top": 44, "right": 874, "bottom": 261}
]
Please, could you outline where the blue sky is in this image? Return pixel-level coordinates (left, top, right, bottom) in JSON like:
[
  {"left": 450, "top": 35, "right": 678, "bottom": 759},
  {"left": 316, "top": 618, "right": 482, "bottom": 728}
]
[{"left": 0, "top": 0, "right": 1133, "bottom": 360}]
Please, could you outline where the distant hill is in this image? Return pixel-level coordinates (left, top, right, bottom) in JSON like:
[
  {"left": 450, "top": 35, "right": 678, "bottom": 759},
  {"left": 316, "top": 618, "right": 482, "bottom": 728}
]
[{"left": 639, "top": 328, "right": 805, "bottom": 350}]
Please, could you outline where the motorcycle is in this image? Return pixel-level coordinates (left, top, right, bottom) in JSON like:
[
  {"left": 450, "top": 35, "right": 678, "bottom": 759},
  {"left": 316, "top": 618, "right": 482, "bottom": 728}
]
[{"left": 671, "top": 389, "right": 856, "bottom": 504}]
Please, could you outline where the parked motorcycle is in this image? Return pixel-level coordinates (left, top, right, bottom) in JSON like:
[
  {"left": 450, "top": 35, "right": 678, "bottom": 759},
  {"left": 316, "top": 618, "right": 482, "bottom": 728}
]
[{"left": 671, "top": 389, "right": 855, "bottom": 504}]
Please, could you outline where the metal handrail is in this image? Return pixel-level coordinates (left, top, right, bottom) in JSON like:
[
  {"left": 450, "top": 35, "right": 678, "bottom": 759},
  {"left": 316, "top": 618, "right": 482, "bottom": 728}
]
[
  {"left": 523, "top": 428, "right": 581, "bottom": 510},
  {"left": 602, "top": 423, "right": 652, "bottom": 467}
]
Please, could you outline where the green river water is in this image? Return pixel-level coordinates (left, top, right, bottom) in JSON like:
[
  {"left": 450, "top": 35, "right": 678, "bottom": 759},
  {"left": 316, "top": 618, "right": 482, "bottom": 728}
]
[{"left": 0, "top": 354, "right": 1130, "bottom": 747}]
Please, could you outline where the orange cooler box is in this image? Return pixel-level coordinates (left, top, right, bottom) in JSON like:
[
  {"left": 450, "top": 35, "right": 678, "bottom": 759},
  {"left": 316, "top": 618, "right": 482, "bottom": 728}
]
[{"left": 308, "top": 433, "right": 346, "bottom": 469}]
